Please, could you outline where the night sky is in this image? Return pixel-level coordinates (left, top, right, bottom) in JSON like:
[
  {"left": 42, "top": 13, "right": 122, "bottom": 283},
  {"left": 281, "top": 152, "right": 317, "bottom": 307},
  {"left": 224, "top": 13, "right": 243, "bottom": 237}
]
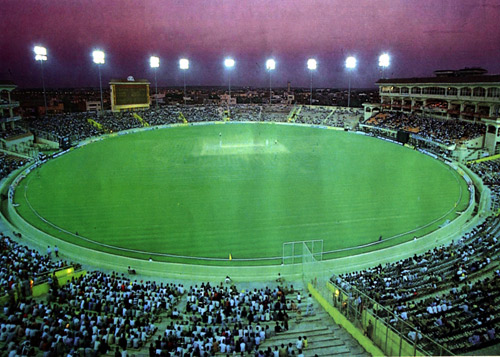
[{"left": 1, "top": 0, "right": 500, "bottom": 89}]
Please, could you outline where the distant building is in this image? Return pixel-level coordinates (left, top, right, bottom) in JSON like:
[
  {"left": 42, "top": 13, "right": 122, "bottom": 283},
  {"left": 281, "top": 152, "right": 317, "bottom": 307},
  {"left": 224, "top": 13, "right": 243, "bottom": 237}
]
[
  {"left": 150, "top": 93, "right": 165, "bottom": 105},
  {"left": 0, "top": 80, "right": 35, "bottom": 156},
  {"left": 39, "top": 98, "right": 64, "bottom": 115},
  {"left": 282, "top": 93, "right": 295, "bottom": 105},
  {"left": 283, "top": 81, "right": 295, "bottom": 105},
  {"left": 364, "top": 68, "right": 500, "bottom": 154},
  {"left": 0, "top": 80, "right": 21, "bottom": 130},
  {"left": 220, "top": 94, "right": 236, "bottom": 106},
  {"left": 85, "top": 100, "right": 102, "bottom": 112}
]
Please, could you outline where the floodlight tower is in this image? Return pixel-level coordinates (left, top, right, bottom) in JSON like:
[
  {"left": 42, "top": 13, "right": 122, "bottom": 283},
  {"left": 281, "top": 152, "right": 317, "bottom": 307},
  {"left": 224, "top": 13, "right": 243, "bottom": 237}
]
[
  {"left": 33, "top": 46, "right": 48, "bottom": 115},
  {"left": 345, "top": 56, "right": 357, "bottom": 107},
  {"left": 179, "top": 58, "right": 189, "bottom": 105},
  {"left": 307, "top": 58, "right": 317, "bottom": 106},
  {"left": 92, "top": 50, "right": 105, "bottom": 115},
  {"left": 224, "top": 58, "right": 235, "bottom": 98},
  {"left": 379, "top": 53, "right": 390, "bottom": 79},
  {"left": 266, "top": 59, "right": 276, "bottom": 105},
  {"left": 150, "top": 56, "right": 159, "bottom": 108}
]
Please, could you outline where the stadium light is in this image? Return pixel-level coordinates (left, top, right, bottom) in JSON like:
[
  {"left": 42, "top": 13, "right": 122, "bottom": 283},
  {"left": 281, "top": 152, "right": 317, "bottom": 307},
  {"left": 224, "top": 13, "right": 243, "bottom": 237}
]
[
  {"left": 307, "top": 58, "right": 317, "bottom": 106},
  {"left": 33, "top": 46, "right": 48, "bottom": 115},
  {"left": 307, "top": 58, "right": 317, "bottom": 70},
  {"left": 150, "top": 56, "right": 160, "bottom": 108},
  {"left": 224, "top": 57, "right": 235, "bottom": 99},
  {"left": 379, "top": 53, "right": 390, "bottom": 79},
  {"left": 224, "top": 58, "right": 235, "bottom": 68},
  {"left": 345, "top": 56, "right": 357, "bottom": 69},
  {"left": 266, "top": 59, "right": 276, "bottom": 105},
  {"left": 179, "top": 58, "right": 189, "bottom": 105},
  {"left": 92, "top": 50, "right": 105, "bottom": 115},
  {"left": 345, "top": 56, "right": 357, "bottom": 107},
  {"left": 150, "top": 56, "right": 159, "bottom": 68},
  {"left": 34, "top": 46, "right": 47, "bottom": 61},
  {"left": 179, "top": 58, "right": 189, "bottom": 70},
  {"left": 266, "top": 59, "right": 276, "bottom": 71},
  {"left": 92, "top": 50, "right": 105, "bottom": 64}
]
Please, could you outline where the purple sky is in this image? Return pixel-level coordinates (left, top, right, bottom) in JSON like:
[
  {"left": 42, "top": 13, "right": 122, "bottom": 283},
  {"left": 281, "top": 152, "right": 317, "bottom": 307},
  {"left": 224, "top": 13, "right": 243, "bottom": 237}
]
[{"left": 1, "top": 0, "right": 500, "bottom": 89}]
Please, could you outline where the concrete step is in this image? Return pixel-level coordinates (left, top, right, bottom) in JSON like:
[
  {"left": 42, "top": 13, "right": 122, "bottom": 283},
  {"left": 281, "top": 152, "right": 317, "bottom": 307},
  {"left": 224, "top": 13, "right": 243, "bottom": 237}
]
[
  {"left": 262, "top": 333, "right": 342, "bottom": 349},
  {"left": 265, "top": 326, "right": 331, "bottom": 340},
  {"left": 304, "top": 344, "right": 351, "bottom": 356}
]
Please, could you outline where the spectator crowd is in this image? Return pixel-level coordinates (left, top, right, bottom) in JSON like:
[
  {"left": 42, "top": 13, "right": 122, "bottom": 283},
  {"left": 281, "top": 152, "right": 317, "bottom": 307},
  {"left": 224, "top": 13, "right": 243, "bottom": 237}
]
[{"left": 363, "top": 112, "right": 486, "bottom": 146}]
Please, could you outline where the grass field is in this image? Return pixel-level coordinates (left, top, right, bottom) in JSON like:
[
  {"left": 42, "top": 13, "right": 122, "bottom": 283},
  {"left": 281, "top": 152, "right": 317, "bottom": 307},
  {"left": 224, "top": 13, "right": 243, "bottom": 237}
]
[{"left": 14, "top": 123, "right": 470, "bottom": 265}]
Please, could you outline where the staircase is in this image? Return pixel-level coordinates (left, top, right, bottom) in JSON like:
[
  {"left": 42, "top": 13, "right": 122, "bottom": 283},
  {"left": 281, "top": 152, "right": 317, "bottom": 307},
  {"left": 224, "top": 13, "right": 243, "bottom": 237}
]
[{"left": 259, "top": 292, "right": 369, "bottom": 357}]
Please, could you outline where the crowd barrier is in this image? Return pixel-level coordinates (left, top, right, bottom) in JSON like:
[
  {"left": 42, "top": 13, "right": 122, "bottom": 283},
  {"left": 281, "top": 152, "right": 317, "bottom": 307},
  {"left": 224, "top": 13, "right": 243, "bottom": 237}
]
[{"left": 320, "top": 278, "right": 453, "bottom": 356}]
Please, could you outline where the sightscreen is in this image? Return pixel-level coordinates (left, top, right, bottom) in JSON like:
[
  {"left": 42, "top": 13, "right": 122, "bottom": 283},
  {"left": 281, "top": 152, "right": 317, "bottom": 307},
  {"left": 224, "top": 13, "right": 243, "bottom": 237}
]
[{"left": 114, "top": 84, "right": 149, "bottom": 106}]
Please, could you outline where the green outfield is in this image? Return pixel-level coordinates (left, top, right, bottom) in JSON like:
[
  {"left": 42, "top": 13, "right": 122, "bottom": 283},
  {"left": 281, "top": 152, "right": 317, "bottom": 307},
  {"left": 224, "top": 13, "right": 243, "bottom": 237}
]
[{"left": 14, "top": 123, "right": 469, "bottom": 265}]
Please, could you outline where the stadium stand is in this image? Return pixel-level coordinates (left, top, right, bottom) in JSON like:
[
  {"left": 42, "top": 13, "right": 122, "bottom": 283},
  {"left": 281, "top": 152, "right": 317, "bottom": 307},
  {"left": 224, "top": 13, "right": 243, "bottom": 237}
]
[
  {"left": 1, "top": 104, "right": 500, "bottom": 355},
  {"left": 334, "top": 213, "right": 500, "bottom": 354},
  {"left": 0, "top": 154, "right": 27, "bottom": 178},
  {"left": 468, "top": 159, "right": 500, "bottom": 214},
  {"left": 361, "top": 112, "right": 486, "bottom": 146}
]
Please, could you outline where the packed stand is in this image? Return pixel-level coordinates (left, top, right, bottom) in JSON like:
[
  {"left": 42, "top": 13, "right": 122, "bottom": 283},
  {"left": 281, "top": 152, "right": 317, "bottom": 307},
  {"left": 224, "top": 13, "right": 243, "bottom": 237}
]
[
  {"left": 294, "top": 106, "right": 360, "bottom": 128},
  {"left": 29, "top": 114, "right": 100, "bottom": 142},
  {"left": 0, "top": 231, "right": 306, "bottom": 356},
  {"left": 0, "top": 154, "right": 27, "bottom": 180},
  {"left": 363, "top": 112, "right": 486, "bottom": 146},
  {"left": 334, "top": 215, "right": 500, "bottom": 354},
  {"left": 28, "top": 105, "right": 365, "bottom": 148},
  {"left": 468, "top": 159, "right": 500, "bottom": 214},
  {"left": 294, "top": 106, "right": 332, "bottom": 125},
  {"left": 0, "top": 233, "right": 78, "bottom": 299},
  {"left": 151, "top": 281, "right": 297, "bottom": 356},
  {"left": 0, "top": 127, "right": 29, "bottom": 140},
  {"left": 228, "top": 105, "right": 262, "bottom": 122},
  {"left": 0, "top": 242, "right": 184, "bottom": 356},
  {"left": 260, "top": 105, "right": 290, "bottom": 122}
]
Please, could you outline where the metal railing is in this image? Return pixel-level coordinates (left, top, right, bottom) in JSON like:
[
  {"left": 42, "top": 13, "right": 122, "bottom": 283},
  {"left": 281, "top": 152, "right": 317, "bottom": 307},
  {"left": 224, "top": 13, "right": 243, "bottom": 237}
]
[{"left": 319, "top": 275, "right": 454, "bottom": 356}]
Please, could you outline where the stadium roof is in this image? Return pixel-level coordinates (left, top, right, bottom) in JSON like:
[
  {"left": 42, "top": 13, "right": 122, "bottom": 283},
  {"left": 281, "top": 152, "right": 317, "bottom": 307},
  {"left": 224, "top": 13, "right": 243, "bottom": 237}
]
[
  {"left": 376, "top": 75, "right": 500, "bottom": 85},
  {"left": 0, "top": 80, "right": 17, "bottom": 90}
]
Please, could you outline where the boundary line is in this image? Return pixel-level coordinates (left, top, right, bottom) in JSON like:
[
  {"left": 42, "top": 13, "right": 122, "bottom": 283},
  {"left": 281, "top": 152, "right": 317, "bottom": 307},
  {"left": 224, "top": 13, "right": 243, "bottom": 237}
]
[{"left": 16, "top": 122, "right": 471, "bottom": 264}]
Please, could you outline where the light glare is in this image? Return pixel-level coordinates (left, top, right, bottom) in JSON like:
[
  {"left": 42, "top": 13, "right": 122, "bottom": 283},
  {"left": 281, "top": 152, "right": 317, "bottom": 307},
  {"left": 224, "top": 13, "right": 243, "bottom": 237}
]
[
  {"left": 179, "top": 58, "right": 189, "bottom": 70},
  {"left": 224, "top": 58, "right": 235, "bottom": 68},
  {"left": 150, "top": 56, "right": 159, "bottom": 68},
  {"left": 92, "top": 50, "right": 105, "bottom": 64},
  {"left": 266, "top": 59, "right": 276, "bottom": 71},
  {"left": 34, "top": 46, "right": 47, "bottom": 56},
  {"left": 34, "top": 46, "right": 47, "bottom": 61},
  {"left": 379, "top": 53, "right": 390, "bottom": 68},
  {"left": 307, "top": 58, "right": 317, "bottom": 70},
  {"left": 346, "top": 56, "right": 357, "bottom": 69}
]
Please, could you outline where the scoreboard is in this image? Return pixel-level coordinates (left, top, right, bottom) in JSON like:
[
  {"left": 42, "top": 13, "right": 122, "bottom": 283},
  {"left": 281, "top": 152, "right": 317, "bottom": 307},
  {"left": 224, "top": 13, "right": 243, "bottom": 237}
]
[{"left": 110, "top": 78, "right": 150, "bottom": 112}]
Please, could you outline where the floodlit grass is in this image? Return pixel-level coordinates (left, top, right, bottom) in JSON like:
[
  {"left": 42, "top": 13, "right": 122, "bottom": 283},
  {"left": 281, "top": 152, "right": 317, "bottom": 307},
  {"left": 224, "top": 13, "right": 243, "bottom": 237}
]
[{"left": 15, "top": 123, "right": 469, "bottom": 265}]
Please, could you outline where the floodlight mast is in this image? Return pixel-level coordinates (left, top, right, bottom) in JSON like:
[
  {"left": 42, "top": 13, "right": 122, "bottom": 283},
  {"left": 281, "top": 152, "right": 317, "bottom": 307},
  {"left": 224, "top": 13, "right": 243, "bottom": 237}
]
[
  {"left": 179, "top": 58, "right": 189, "bottom": 105},
  {"left": 266, "top": 59, "right": 275, "bottom": 105},
  {"left": 345, "top": 56, "right": 357, "bottom": 107},
  {"left": 92, "top": 50, "right": 105, "bottom": 115},
  {"left": 150, "top": 56, "right": 159, "bottom": 109},
  {"left": 224, "top": 58, "right": 235, "bottom": 99},
  {"left": 34, "top": 46, "right": 48, "bottom": 115},
  {"left": 307, "top": 59, "right": 317, "bottom": 106},
  {"left": 379, "top": 53, "right": 390, "bottom": 79}
]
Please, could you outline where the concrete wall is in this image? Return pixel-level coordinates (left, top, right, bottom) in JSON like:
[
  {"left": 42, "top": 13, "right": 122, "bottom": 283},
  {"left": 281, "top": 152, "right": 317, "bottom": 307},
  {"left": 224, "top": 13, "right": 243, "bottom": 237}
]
[{"left": 35, "top": 137, "right": 60, "bottom": 149}]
